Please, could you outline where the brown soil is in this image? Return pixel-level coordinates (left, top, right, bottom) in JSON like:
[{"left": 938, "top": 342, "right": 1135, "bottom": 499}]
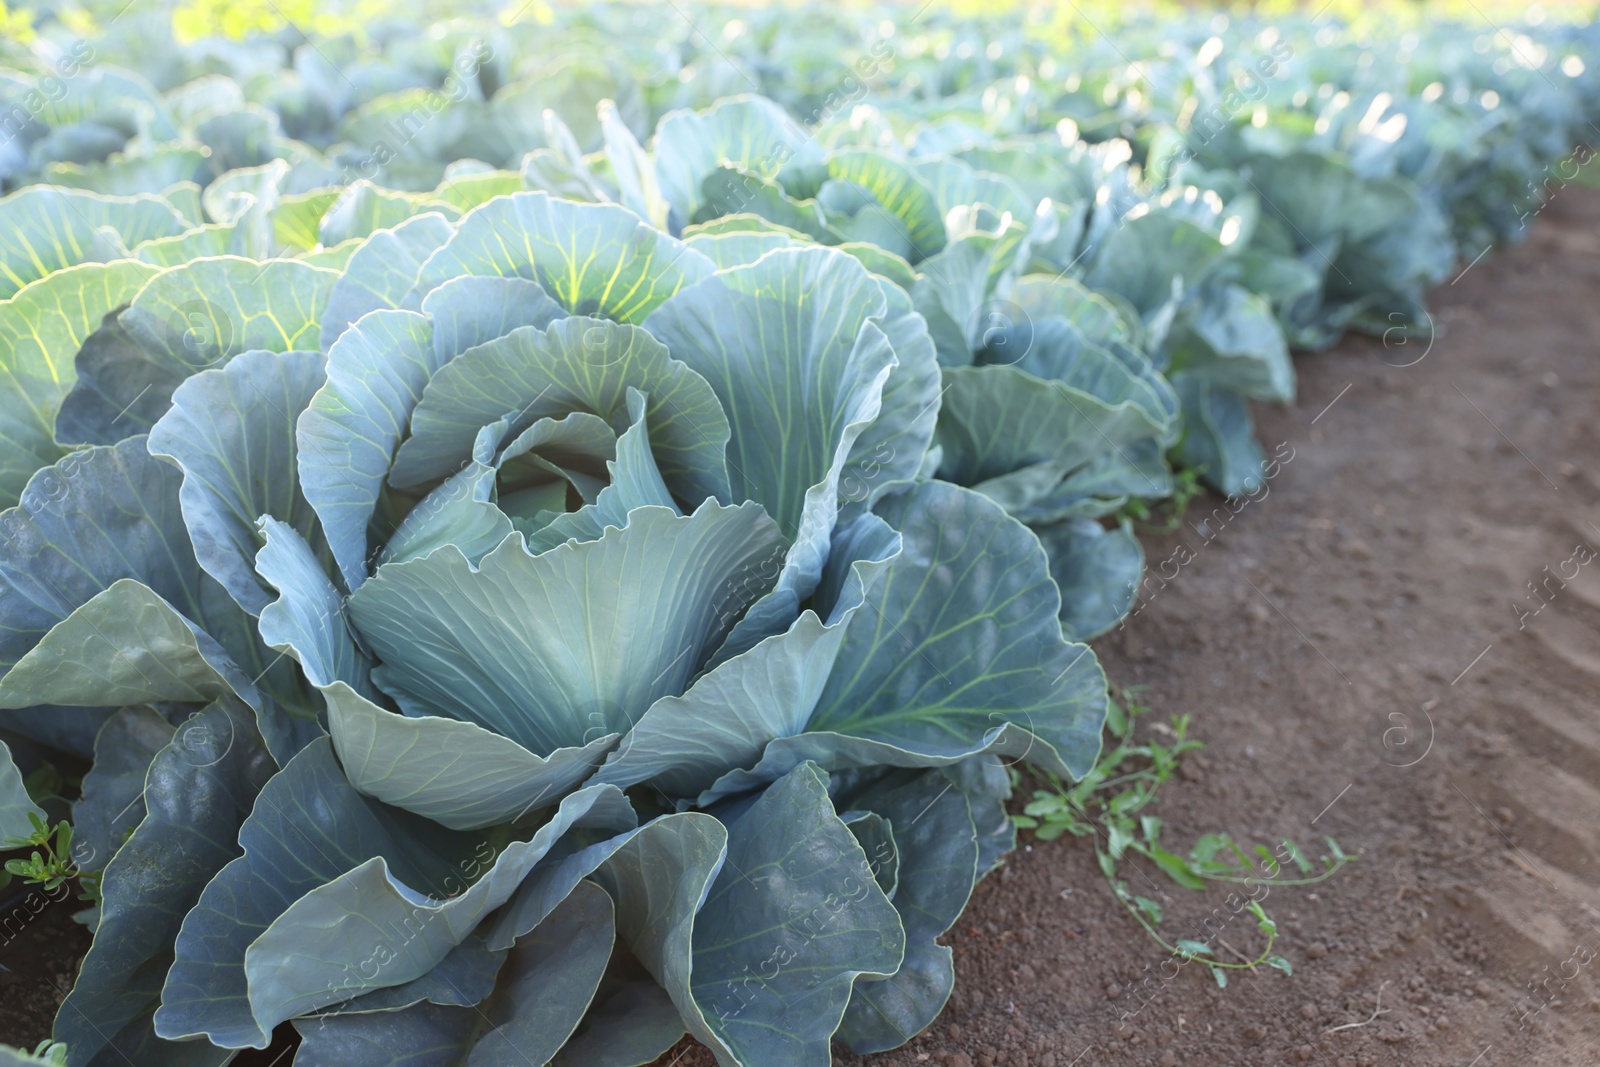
[
  {"left": 7, "top": 193, "right": 1600, "bottom": 1067},
  {"left": 0, "top": 886, "right": 90, "bottom": 1046}
]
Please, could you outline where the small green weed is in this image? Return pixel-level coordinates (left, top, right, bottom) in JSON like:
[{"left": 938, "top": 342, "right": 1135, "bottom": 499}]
[
  {"left": 1118, "top": 466, "right": 1206, "bottom": 531},
  {"left": 1013, "top": 688, "right": 1352, "bottom": 986},
  {"left": 3, "top": 813, "right": 100, "bottom": 905}
]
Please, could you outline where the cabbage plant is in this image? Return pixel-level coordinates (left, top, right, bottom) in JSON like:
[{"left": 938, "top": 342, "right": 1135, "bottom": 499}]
[{"left": 1, "top": 192, "right": 1109, "bottom": 1065}]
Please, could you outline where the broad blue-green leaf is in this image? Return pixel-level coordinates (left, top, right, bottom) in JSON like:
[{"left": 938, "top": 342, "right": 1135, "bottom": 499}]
[
  {"left": 1172, "top": 374, "right": 1267, "bottom": 497},
  {"left": 1036, "top": 519, "right": 1145, "bottom": 640},
  {"left": 910, "top": 156, "right": 1034, "bottom": 224},
  {"left": 944, "top": 754, "right": 1014, "bottom": 877},
  {"left": 591, "top": 610, "right": 847, "bottom": 798},
  {"left": 835, "top": 768, "right": 979, "bottom": 1053},
  {"left": 911, "top": 245, "right": 981, "bottom": 368},
  {"left": 552, "top": 950, "right": 686, "bottom": 1067},
  {"left": 27, "top": 120, "right": 125, "bottom": 169},
  {"left": 666, "top": 763, "right": 904, "bottom": 1066},
  {"left": 565, "top": 814, "right": 725, "bottom": 1061},
  {"left": 1233, "top": 248, "right": 1322, "bottom": 315},
  {"left": 294, "top": 1002, "right": 475, "bottom": 1067},
  {"left": 319, "top": 212, "right": 455, "bottom": 351},
  {"left": 119, "top": 256, "right": 337, "bottom": 372},
  {"left": 428, "top": 171, "right": 525, "bottom": 215},
  {"left": 326, "top": 681, "right": 615, "bottom": 830},
  {"left": 838, "top": 280, "right": 942, "bottom": 516},
  {"left": 335, "top": 91, "right": 469, "bottom": 171},
  {"left": 55, "top": 313, "right": 178, "bottom": 448},
  {"left": 200, "top": 161, "right": 286, "bottom": 227},
  {"left": 908, "top": 119, "right": 990, "bottom": 158},
  {"left": 682, "top": 229, "right": 798, "bottom": 269},
  {"left": 0, "top": 738, "right": 43, "bottom": 840},
  {"left": 156, "top": 737, "right": 627, "bottom": 1048},
  {"left": 602, "top": 100, "right": 671, "bottom": 231},
  {"left": 484, "top": 808, "right": 720, "bottom": 957},
  {"left": 28, "top": 63, "right": 174, "bottom": 139},
  {"left": 644, "top": 248, "right": 895, "bottom": 648},
  {"left": 71, "top": 706, "right": 174, "bottom": 873},
  {"left": 518, "top": 148, "right": 610, "bottom": 204},
  {"left": 412, "top": 192, "right": 715, "bottom": 324},
  {"left": 0, "top": 445, "right": 190, "bottom": 667},
  {"left": 348, "top": 502, "right": 784, "bottom": 754},
  {"left": 303, "top": 242, "right": 375, "bottom": 275},
  {"left": 297, "top": 310, "right": 436, "bottom": 592},
  {"left": 934, "top": 364, "right": 1167, "bottom": 517},
  {"left": 0, "top": 440, "right": 275, "bottom": 714},
  {"left": 706, "top": 481, "right": 1108, "bottom": 795},
  {"left": 318, "top": 182, "right": 452, "bottom": 248},
  {"left": 580, "top": 388, "right": 675, "bottom": 513},
  {"left": 279, "top": 195, "right": 346, "bottom": 255},
  {"left": 683, "top": 215, "right": 805, "bottom": 244},
  {"left": 592, "top": 512, "right": 900, "bottom": 798},
  {"left": 0, "top": 260, "right": 159, "bottom": 506},
  {"left": 148, "top": 349, "right": 328, "bottom": 615},
  {"left": 132, "top": 224, "right": 237, "bottom": 268},
  {"left": 655, "top": 95, "right": 815, "bottom": 223},
  {"left": 322, "top": 931, "right": 506, "bottom": 1016},
  {"left": 0, "top": 187, "right": 187, "bottom": 298},
  {"left": 827, "top": 152, "right": 947, "bottom": 263},
  {"left": 811, "top": 481, "right": 1106, "bottom": 769},
  {"left": 197, "top": 171, "right": 278, "bottom": 258},
  {"left": 812, "top": 509, "right": 905, "bottom": 626},
  {"left": 390, "top": 316, "right": 730, "bottom": 506},
  {"left": 1169, "top": 285, "right": 1294, "bottom": 403},
  {"left": 393, "top": 819, "right": 700, "bottom": 1062},
  {"left": 0, "top": 706, "right": 111, "bottom": 761},
  {"left": 842, "top": 810, "right": 899, "bottom": 896},
  {"left": 910, "top": 230, "right": 1030, "bottom": 365},
  {"left": 161, "top": 182, "right": 205, "bottom": 227},
  {"left": 59, "top": 1022, "right": 231, "bottom": 1067},
  {"left": 1011, "top": 274, "right": 1136, "bottom": 349},
  {"left": 1243, "top": 151, "right": 1366, "bottom": 248},
  {"left": 56, "top": 699, "right": 274, "bottom": 1067},
  {"left": 1085, "top": 210, "right": 1224, "bottom": 317},
  {"left": 291, "top": 881, "right": 615, "bottom": 1067},
  {"left": 46, "top": 145, "right": 208, "bottom": 199},
  {"left": 0, "top": 579, "right": 257, "bottom": 713},
  {"left": 271, "top": 190, "right": 341, "bottom": 254},
  {"left": 242, "top": 785, "right": 633, "bottom": 1037},
  {"left": 1336, "top": 187, "right": 1453, "bottom": 298},
  {"left": 255, "top": 518, "right": 371, "bottom": 695},
  {"left": 419, "top": 275, "right": 567, "bottom": 366},
  {"left": 839, "top": 243, "right": 918, "bottom": 291},
  {"left": 997, "top": 438, "right": 1173, "bottom": 526},
  {"left": 819, "top": 178, "right": 914, "bottom": 255},
  {"left": 990, "top": 318, "right": 1179, "bottom": 444},
  {"left": 698, "top": 168, "right": 838, "bottom": 243},
  {"left": 63, "top": 258, "right": 338, "bottom": 444}
]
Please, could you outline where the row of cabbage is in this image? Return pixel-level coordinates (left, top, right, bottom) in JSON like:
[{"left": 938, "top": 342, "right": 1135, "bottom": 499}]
[
  {"left": 6, "top": 5, "right": 1596, "bottom": 500},
  {"left": 0, "top": 5, "right": 1593, "bottom": 1067}
]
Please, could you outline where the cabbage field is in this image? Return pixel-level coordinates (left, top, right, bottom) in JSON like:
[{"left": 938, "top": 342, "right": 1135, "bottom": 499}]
[{"left": 0, "top": 1, "right": 1594, "bottom": 1064}]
